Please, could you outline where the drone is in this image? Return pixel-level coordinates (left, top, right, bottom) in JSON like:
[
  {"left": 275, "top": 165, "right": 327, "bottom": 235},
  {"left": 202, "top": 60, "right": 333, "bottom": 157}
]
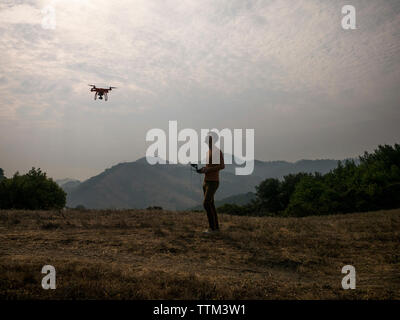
[{"left": 88, "top": 85, "right": 116, "bottom": 101}]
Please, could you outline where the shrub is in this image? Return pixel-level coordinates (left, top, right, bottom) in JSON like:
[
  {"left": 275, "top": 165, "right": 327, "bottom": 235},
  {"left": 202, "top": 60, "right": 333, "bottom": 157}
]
[
  {"left": 284, "top": 144, "right": 400, "bottom": 216},
  {"left": 219, "top": 143, "right": 400, "bottom": 217},
  {"left": 0, "top": 167, "right": 66, "bottom": 210}
]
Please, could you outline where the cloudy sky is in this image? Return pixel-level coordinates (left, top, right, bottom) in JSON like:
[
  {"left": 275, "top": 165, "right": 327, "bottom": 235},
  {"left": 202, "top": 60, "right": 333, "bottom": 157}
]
[{"left": 0, "top": 0, "right": 399, "bottom": 180}]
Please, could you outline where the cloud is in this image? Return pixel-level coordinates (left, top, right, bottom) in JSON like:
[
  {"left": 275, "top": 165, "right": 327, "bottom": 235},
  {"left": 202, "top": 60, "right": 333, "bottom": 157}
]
[
  {"left": 0, "top": 4, "right": 41, "bottom": 25},
  {"left": 0, "top": 0, "right": 399, "bottom": 179}
]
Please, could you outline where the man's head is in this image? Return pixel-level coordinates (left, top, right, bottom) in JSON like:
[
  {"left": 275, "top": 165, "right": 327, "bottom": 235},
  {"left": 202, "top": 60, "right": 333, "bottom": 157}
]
[{"left": 205, "top": 131, "right": 219, "bottom": 149}]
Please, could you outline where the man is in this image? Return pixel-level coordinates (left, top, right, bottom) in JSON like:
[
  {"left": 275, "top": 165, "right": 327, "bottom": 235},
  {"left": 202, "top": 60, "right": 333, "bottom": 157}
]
[{"left": 198, "top": 132, "right": 225, "bottom": 233}]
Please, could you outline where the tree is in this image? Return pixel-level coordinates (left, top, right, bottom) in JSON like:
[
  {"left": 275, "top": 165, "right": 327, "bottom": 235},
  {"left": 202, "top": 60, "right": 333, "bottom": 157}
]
[
  {"left": 285, "top": 144, "right": 400, "bottom": 216},
  {"left": 0, "top": 167, "right": 66, "bottom": 210},
  {"left": 279, "top": 173, "right": 312, "bottom": 209},
  {"left": 255, "top": 178, "right": 283, "bottom": 213},
  {"left": 284, "top": 174, "right": 328, "bottom": 216},
  {"left": 254, "top": 173, "right": 311, "bottom": 215}
]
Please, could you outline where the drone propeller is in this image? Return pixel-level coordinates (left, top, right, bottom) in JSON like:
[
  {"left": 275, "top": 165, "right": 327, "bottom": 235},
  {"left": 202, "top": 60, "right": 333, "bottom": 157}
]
[
  {"left": 109, "top": 86, "right": 117, "bottom": 90},
  {"left": 88, "top": 84, "right": 96, "bottom": 87}
]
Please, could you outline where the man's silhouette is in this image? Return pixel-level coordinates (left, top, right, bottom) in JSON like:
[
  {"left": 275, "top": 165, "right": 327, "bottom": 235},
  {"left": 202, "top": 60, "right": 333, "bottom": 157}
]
[{"left": 199, "top": 133, "right": 225, "bottom": 233}]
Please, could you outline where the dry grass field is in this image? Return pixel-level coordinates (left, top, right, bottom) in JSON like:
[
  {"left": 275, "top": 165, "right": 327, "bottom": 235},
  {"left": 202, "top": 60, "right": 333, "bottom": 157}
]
[{"left": 0, "top": 208, "right": 399, "bottom": 299}]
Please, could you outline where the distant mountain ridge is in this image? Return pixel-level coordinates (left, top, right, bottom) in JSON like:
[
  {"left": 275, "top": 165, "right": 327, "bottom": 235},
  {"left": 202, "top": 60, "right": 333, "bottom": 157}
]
[
  {"left": 56, "top": 178, "right": 80, "bottom": 186},
  {"left": 64, "top": 157, "right": 341, "bottom": 210},
  {"left": 56, "top": 178, "right": 81, "bottom": 194}
]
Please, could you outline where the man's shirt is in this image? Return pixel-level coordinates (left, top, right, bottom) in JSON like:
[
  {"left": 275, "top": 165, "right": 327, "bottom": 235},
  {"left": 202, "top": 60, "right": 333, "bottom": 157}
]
[{"left": 205, "top": 150, "right": 225, "bottom": 182}]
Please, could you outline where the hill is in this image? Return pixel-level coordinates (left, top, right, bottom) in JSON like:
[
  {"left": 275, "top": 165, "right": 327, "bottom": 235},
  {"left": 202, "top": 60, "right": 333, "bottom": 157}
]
[
  {"left": 56, "top": 178, "right": 81, "bottom": 187},
  {"left": 56, "top": 178, "right": 81, "bottom": 194},
  {"left": 65, "top": 157, "right": 339, "bottom": 210},
  {"left": 0, "top": 208, "right": 398, "bottom": 299},
  {"left": 66, "top": 159, "right": 261, "bottom": 210}
]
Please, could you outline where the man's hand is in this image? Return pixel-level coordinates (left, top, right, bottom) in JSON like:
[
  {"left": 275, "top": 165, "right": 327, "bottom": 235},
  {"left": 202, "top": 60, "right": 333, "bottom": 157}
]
[{"left": 198, "top": 167, "right": 208, "bottom": 174}]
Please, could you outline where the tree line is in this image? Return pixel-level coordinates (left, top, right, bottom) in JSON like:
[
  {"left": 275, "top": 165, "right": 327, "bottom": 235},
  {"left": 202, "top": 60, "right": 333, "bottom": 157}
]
[
  {"left": 1, "top": 143, "right": 399, "bottom": 214},
  {"left": 0, "top": 168, "right": 66, "bottom": 210},
  {"left": 218, "top": 144, "right": 400, "bottom": 217}
]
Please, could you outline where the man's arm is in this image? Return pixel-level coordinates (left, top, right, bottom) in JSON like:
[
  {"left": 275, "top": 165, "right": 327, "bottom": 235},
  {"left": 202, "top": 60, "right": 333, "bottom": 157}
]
[{"left": 201, "top": 151, "right": 225, "bottom": 173}]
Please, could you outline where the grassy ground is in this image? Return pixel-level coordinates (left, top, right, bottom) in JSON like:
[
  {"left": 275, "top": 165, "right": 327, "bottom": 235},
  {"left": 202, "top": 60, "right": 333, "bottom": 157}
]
[{"left": 0, "top": 208, "right": 399, "bottom": 299}]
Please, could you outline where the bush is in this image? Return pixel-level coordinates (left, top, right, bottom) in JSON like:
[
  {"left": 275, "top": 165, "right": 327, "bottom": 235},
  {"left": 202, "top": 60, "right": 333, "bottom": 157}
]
[
  {"left": 219, "top": 143, "right": 400, "bottom": 217},
  {"left": 254, "top": 172, "right": 313, "bottom": 215},
  {"left": 147, "top": 206, "right": 163, "bottom": 210},
  {"left": 217, "top": 203, "right": 252, "bottom": 216},
  {"left": 0, "top": 167, "right": 66, "bottom": 210},
  {"left": 284, "top": 144, "right": 400, "bottom": 216}
]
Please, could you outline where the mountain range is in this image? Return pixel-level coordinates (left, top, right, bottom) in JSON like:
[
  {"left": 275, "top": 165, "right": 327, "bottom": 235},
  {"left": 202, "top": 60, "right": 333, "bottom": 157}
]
[{"left": 60, "top": 156, "right": 341, "bottom": 210}]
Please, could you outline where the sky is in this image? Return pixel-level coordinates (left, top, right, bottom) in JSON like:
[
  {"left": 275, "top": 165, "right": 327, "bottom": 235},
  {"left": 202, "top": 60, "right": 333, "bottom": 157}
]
[{"left": 0, "top": 0, "right": 399, "bottom": 180}]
